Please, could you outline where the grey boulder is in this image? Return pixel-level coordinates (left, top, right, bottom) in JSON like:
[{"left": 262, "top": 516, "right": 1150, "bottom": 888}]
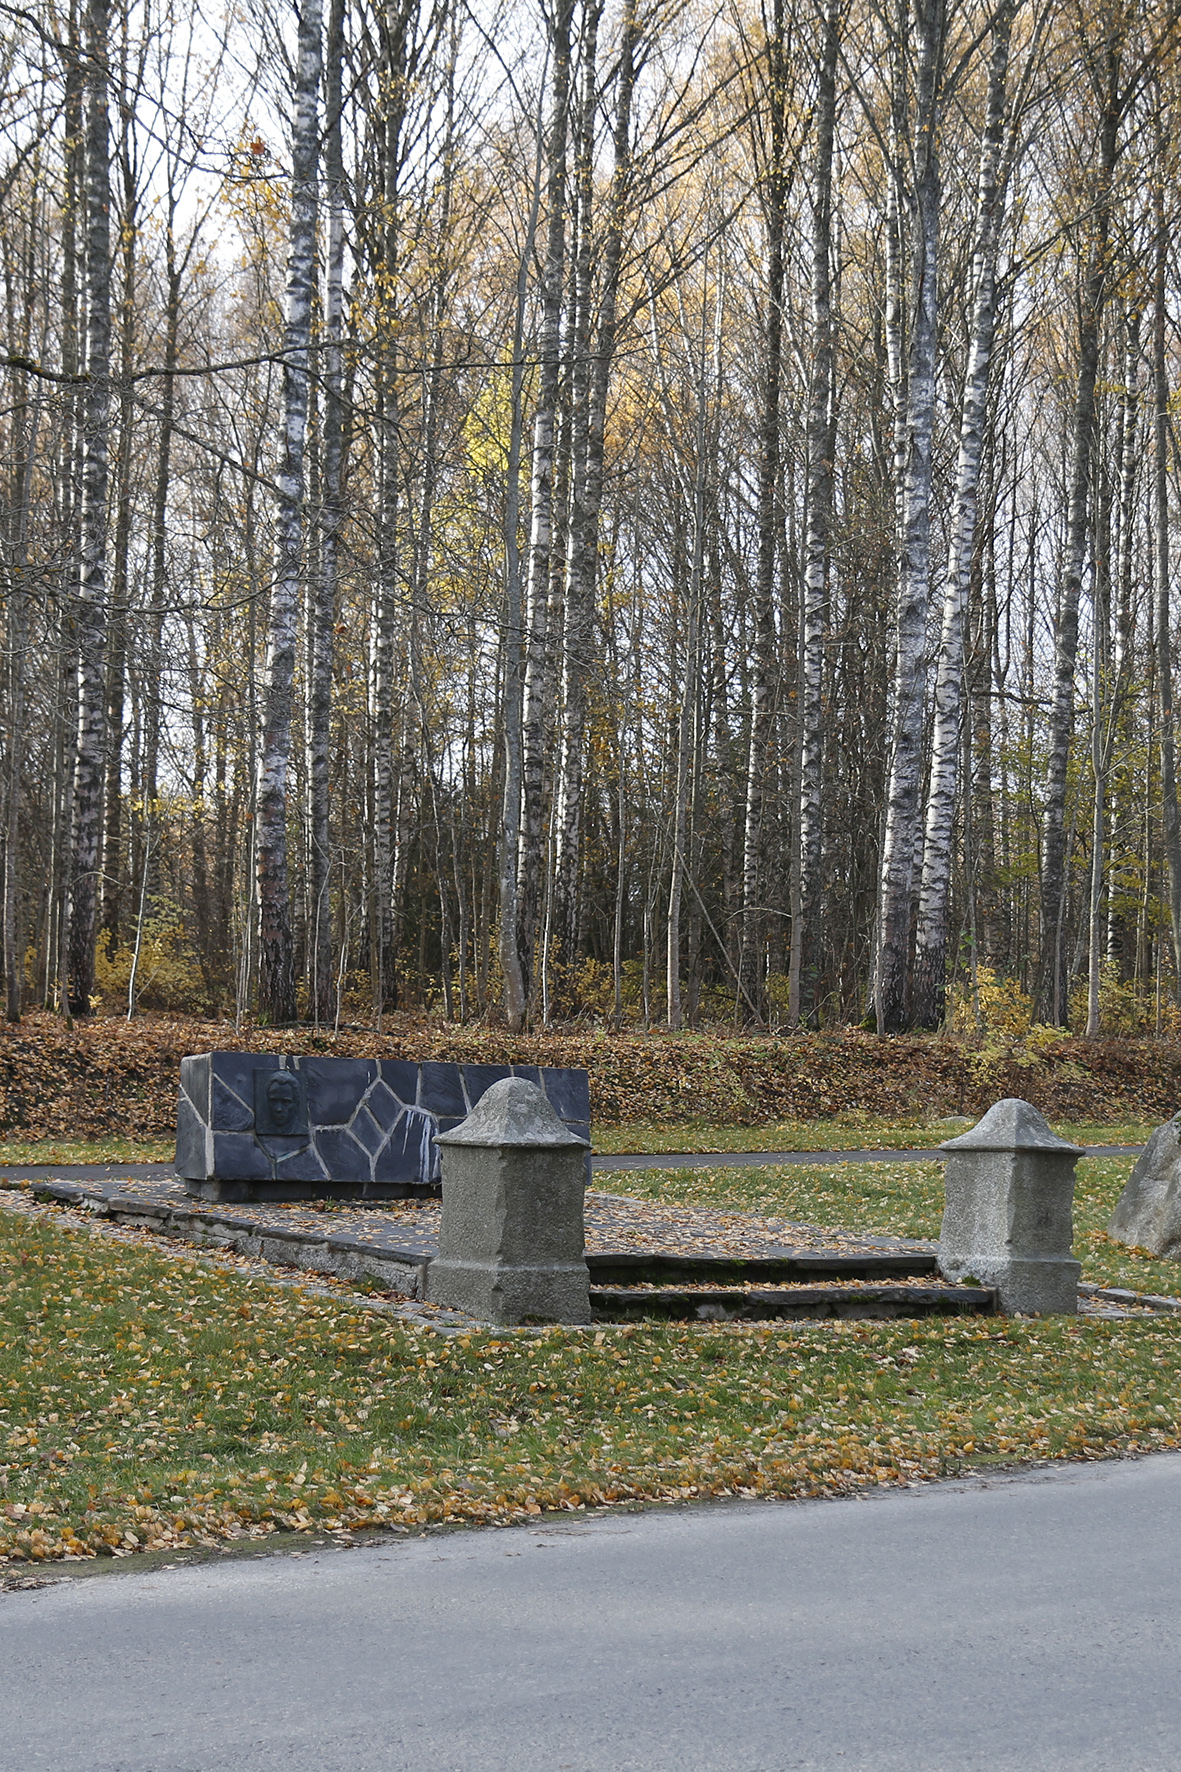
[{"left": 1108, "top": 1114, "right": 1181, "bottom": 1258}]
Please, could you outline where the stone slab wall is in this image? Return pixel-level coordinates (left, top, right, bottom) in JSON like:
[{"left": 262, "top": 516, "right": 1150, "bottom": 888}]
[{"left": 176, "top": 1053, "right": 590, "bottom": 1202}]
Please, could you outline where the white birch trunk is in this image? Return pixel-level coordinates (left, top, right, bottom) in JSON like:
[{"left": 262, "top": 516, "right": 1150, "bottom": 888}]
[
  {"left": 307, "top": 0, "right": 344, "bottom": 1025},
  {"left": 1086, "top": 316, "right": 1139, "bottom": 1034},
  {"left": 519, "top": 0, "right": 575, "bottom": 1000},
  {"left": 668, "top": 274, "right": 718, "bottom": 1029},
  {"left": 65, "top": 0, "right": 112, "bottom": 1018},
  {"left": 1034, "top": 42, "right": 1121, "bottom": 1026},
  {"left": 256, "top": 0, "right": 321, "bottom": 1025},
  {"left": 738, "top": 0, "right": 787, "bottom": 1025},
  {"left": 369, "top": 25, "right": 400, "bottom": 1023},
  {"left": 875, "top": 0, "right": 944, "bottom": 1033},
  {"left": 553, "top": 0, "right": 604, "bottom": 972},
  {"left": 912, "top": 0, "right": 1014, "bottom": 1029},
  {"left": 791, "top": 0, "right": 840, "bottom": 1030},
  {"left": 1154, "top": 116, "right": 1181, "bottom": 991},
  {"left": 499, "top": 61, "right": 546, "bottom": 1032}
]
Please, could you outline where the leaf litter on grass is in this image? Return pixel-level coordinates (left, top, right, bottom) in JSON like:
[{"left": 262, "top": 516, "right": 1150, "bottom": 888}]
[{"left": 5, "top": 1175, "right": 1181, "bottom": 1569}]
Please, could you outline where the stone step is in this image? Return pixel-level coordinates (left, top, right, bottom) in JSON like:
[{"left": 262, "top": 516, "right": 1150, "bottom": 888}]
[
  {"left": 586, "top": 1250, "right": 939, "bottom": 1285},
  {"left": 589, "top": 1283, "right": 995, "bottom": 1322}
]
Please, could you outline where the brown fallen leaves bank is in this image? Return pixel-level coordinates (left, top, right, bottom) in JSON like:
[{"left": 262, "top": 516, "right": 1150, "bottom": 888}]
[{"left": 0, "top": 1012, "right": 1178, "bottom": 1142}]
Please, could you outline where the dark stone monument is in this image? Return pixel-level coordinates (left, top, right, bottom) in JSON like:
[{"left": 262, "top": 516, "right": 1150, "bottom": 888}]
[{"left": 176, "top": 1053, "right": 590, "bottom": 1203}]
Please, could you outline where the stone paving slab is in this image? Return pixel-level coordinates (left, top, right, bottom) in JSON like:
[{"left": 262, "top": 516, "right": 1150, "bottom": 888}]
[{"left": 16, "top": 1173, "right": 932, "bottom": 1288}]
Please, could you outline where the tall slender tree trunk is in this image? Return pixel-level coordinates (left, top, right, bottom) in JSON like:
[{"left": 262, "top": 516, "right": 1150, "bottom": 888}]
[
  {"left": 307, "top": 0, "right": 345, "bottom": 1025},
  {"left": 256, "top": 0, "right": 321, "bottom": 1024},
  {"left": 1034, "top": 34, "right": 1122, "bottom": 1026},
  {"left": 101, "top": 84, "right": 140, "bottom": 959},
  {"left": 1084, "top": 480, "right": 1112, "bottom": 1039},
  {"left": 1154, "top": 108, "right": 1181, "bottom": 991},
  {"left": 498, "top": 51, "right": 546, "bottom": 1032},
  {"left": 368, "top": 1, "right": 422, "bottom": 1023},
  {"left": 552, "top": 0, "right": 603, "bottom": 977},
  {"left": 2, "top": 184, "right": 43, "bottom": 1022},
  {"left": 912, "top": 0, "right": 1014, "bottom": 1029},
  {"left": 1086, "top": 314, "right": 1138, "bottom": 1033},
  {"left": 884, "top": 0, "right": 910, "bottom": 555},
  {"left": 3, "top": 575, "right": 25, "bottom": 1020},
  {"left": 3, "top": 386, "right": 38, "bottom": 1021},
  {"left": 519, "top": 0, "right": 574, "bottom": 1006},
  {"left": 874, "top": 0, "right": 945, "bottom": 1034},
  {"left": 667, "top": 275, "right": 717, "bottom": 1029},
  {"left": 791, "top": 0, "right": 840, "bottom": 1029},
  {"left": 65, "top": 0, "right": 113, "bottom": 1018},
  {"left": 138, "top": 225, "right": 180, "bottom": 930},
  {"left": 739, "top": 0, "right": 788, "bottom": 1025}
]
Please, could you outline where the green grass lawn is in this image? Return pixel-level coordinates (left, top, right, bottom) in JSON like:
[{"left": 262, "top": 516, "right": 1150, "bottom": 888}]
[
  {"left": 0, "top": 1138, "right": 175, "bottom": 1166},
  {"left": 4, "top": 1137, "right": 1181, "bottom": 1568},
  {"left": 590, "top": 1117, "right": 1154, "bottom": 1154},
  {"left": 0, "top": 1117, "right": 1151, "bottom": 1169}
]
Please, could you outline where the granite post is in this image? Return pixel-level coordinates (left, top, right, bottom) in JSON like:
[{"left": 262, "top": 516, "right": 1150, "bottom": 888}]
[
  {"left": 937, "top": 1098, "right": 1083, "bottom": 1315},
  {"left": 426, "top": 1078, "right": 591, "bottom": 1325}
]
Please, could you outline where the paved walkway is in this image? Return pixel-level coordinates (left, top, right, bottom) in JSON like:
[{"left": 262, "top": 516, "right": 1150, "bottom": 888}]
[
  {"left": 0, "top": 1143, "right": 1142, "bottom": 1186},
  {"left": 3, "top": 1452, "right": 1180, "bottom": 1770}
]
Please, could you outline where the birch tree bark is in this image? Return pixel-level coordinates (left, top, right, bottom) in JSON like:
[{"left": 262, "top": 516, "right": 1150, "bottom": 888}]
[
  {"left": 65, "top": 0, "right": 113, "bottom": 1018},
  {"left": 3, "top": 362, "right": 39, "bottom": 1021},
  {"left": 1153, "top": 106, "right": 1181, "bottom": 992},
  {"left": 1085, "top": 314, "right": 1138, "bottom": 1035},
  {"left": 100, "top": 16, "right": 150, "bottom": 959},
  {"left": 874, "top": 0, "right": 945, "bottom": 1034},
  {"left": 911, "top": 0, "right": 1015, "bottom": 1030},
  {"left": 791, "top": 0, "right": 840, "bottom": 1030},
  {"left": 667, "top": 267, "right": 720, "bottom": 1029},
  {"left": 306, "top": 0, "right": 345, "bottom": 1026},
  {"left": 551, "top": 0, "right": 603, "bottom": 977},
  {"left": 256, "top": 0, "right": 321, "bottom": 1025},
  {"left": 2, "top": 110, "right": 46, "bottom": 1021},
  {"left": 3, "top": 566, "right": 26, "bottom": 1020},
  {"left": 519, "top": 0, "right": 575, "bottom": 1004},
  {"left": 738, "top": 0, "right": 788, "bottom": 1024},
  {"left": 365, "top": 0, "right": 429, "bottom": 1022},
  {"left": 498, "top": 50, "right": 547, "bottom": 1032},
  {"left": 1034, "top": 29, "right": 1122, "bottom": 1027}
]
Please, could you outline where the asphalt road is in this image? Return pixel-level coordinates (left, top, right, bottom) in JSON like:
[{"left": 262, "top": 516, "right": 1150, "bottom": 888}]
[{"left": 4, "top": 1453, "right": 1181, "bottom": 1771}]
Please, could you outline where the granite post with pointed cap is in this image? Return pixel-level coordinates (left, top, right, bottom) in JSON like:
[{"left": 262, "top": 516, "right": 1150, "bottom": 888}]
[
  {"left": 425, "top": 1078, "right": 592, "bottom": 1325},
  {"left": 937, "top": 1098, "right": 1083, "bottom": 1315}
]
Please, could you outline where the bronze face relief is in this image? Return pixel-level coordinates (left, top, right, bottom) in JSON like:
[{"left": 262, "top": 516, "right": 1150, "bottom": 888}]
[{"left": 254, "top": 1068, "right": 308, "bottom": 1137}]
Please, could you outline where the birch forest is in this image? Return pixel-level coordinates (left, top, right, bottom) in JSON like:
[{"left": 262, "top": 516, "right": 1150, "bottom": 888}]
[{"left": 4, "top": 0, "right": 1181, "bottom": 1038}]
